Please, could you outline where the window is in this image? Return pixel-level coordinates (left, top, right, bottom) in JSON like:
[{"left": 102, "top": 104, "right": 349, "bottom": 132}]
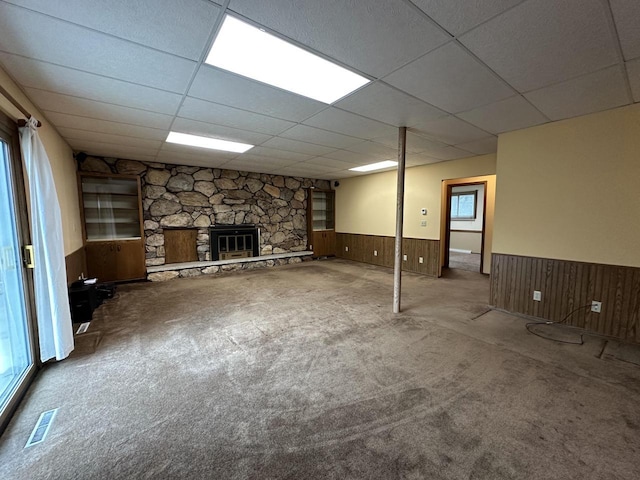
[{"left": 451, "top": 191, "right": 477, "bottom": 220}]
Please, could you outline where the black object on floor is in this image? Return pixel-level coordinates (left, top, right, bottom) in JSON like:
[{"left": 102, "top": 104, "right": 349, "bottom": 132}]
[{"left": 68, "top": 281, "right": 98, "bottom": 323}]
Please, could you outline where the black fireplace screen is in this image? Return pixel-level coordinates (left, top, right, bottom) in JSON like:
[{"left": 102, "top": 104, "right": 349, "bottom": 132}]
[{"left": 209, "top": 225, "right": 260, "bottom": 261}]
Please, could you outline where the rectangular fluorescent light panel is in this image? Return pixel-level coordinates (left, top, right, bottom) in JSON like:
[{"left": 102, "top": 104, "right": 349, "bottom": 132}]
[
  {"left": 206, "top": 15, "right": 370, "bottom": 104},
  {"left": 350, "top": 161, "right": 398, "bottom": 172},
  {"left": 166, "top": 132, "right": 253, "bottom": 153}
]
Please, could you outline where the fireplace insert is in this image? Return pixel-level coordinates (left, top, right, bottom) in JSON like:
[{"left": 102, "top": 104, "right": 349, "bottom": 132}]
[{"left": 209, "top": 225, "right": 260, "bottom": 261}]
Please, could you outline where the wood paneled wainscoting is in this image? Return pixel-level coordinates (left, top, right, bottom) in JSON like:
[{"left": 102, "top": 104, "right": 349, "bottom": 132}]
[
  {"left": 490, "top": 253, "right": 640, "bottom": 344},
  {"left": 65, "top": 246, "right": 87, "bottom": 285},
  {"left": 336, "top": 233, "right": 440, "bottom": 277}
]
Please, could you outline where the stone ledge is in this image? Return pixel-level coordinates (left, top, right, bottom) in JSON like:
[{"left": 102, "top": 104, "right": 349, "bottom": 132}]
[{"left": 146, "top": 251, "right": 313, "bottom": 282}]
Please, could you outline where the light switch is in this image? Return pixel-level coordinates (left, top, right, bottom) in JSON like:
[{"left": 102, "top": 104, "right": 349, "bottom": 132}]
[{"left": 403, "top": 254, "right": 407, "bottom": 261}]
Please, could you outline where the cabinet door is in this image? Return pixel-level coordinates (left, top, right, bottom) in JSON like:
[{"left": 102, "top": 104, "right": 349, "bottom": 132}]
[
  {"left": 115, "top": 239, "right": 146, "bottom": 281},
  {"left": 311, "top": 231, "right": 326, "bottom": 256},
  {"left": 324, "top": 230, "right": 336, "bottom": 256},
  {"left": 85, "top": 242, "right": 117, "bottom": 282}
]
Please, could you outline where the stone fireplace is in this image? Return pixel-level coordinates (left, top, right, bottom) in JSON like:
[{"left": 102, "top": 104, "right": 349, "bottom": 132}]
[
  {"left": 78, "top": 156, "right": 331, "bottom": 269},
  {"left": 210, "top": 225, "right": 260, "bottom": 261}
]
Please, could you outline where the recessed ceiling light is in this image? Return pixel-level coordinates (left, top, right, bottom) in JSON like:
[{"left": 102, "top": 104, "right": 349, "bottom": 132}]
[
  {"left": 349, "top": 160, "right": 398, "bottom": 172},
  {"left": 206, "top": 15, "right": 370, "bottom": 104},
  {"left": 166, "top": 132, "right": 253, "bottom": 153}
]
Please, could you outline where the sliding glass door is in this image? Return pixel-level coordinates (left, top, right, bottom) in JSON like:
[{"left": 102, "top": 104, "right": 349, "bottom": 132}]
[{"left": 0, "top": 119, "right": 36, "bottom": 433}]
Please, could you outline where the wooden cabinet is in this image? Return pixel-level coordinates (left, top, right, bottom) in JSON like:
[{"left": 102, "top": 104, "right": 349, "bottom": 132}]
[
  {"left": 307, "top": 189, "right": 336, "bottom": 257},
  {"left": 79, "top": 173, "right": 145, "bottom": 282}
]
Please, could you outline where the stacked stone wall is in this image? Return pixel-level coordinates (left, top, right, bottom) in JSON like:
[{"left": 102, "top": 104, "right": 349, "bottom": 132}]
[{"left": 79, "top": 157, "right": 330, "bottom": 266}]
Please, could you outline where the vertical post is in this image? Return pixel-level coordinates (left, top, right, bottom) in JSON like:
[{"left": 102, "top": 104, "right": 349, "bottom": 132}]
[{"left": 393, "top": 127, "right": 407, "bottom": 314}]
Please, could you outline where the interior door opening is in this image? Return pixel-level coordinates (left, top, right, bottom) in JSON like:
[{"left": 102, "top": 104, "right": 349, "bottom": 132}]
[{"left": 440, "top": 177, "right": 490, "bottom": 275}]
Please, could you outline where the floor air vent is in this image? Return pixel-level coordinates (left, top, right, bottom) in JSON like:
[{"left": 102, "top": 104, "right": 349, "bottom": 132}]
[{"left": 25, "top": 409, "right": 58, "bottom": 448}]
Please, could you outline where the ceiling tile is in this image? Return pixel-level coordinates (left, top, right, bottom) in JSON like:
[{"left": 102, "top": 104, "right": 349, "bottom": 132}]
[
  {"left": 610, "top": 0, "right": 640, "bottom": 61},
  {"left": 321, "top": 150, "right": 383, "bottom": 164},
  {"left": 370, "top": 132, "right": 450, "bottom": 155},
  {"left": 334, "top": 169, "right": 367, "bottom": 178},
  {"left": 68, "top": 140, "right": 159, "bottom": 160},
  {"left": 383, "top": 42, "right": 514, "bottom": 113},
  {"left": 460, "top": 0, "right": 620, "bottom": 92},
  {"left": 223, "top": 156, "right": 297, "bottom": 173},
  {"left": 189, "top": 66, "right": 325, "bottom": 122},
  {"left": 335, "top": 82, "right": 446, "bottom": 127},
  {"left": 2, "top": 0, "right": 221, "bottom": 60},
  {"left": 260, "top": 137, "right": 337, "bottom": 156},
  {"left": 405, "top": 154, "right": 442, "bottom": 167},
  {"left": 303, "top": 157, "right": 359, "bottom": 170},
  {"left": 159, "top": 143, "right": 238, "bottom": 162},
  {"left": 345, "top": 141, "right": 398, "bottom": 158},
  {"left": 171, "top": 117, "right": 272, "bottom": 145},
  {"left": 0, "top": 53, "right": 183, "bottom": 114},
  {"left": 417, "top": 144, "right": 473, "bottom": 161},
  {"left": 0, "top": 2, "right": 197, "bottom": 92},
  {"left": 247, "top": 147, "right": 313, "bottom": 163},
  {"left": 303, "top": 107, "right": 396, "bottom": 139},
  {"left": 273, "top": 163, "right": 339, "bottom": 179},
  {"left": 411, "top": 116, "right": 489, "bottom": 144},
  {"left": 59, "top": 128, "right": 163, "bottom": 150},
  {"left": 524, "top": 66, "right": 630, "bottom": 121},
  {"left": 228, "top": 0, "right": 450, "bottom": 77},
  {"left": 156, "top": 148, "right": 233, "bottom": 169},
  {"left": 279, "top": 125, "right": 362, "bottom": 149},
  {"left": 455, "top": 137, "right": 498, "bottom": 155},
  {"left": 627, "top": 58, "right": 640, "bottom": 102},
  {"left": 411, "top": 0, "right": 524, "bottom": 36},
  {"left": 45, "top": 112, "right": 167, "bottom": 140},
  {"left": 26, "top": 88, "right": 174, "bottom": 129},
  {"left": 232, "top": 154, "right": 297, "bottom": 168},
  {"left": 179, "top": 97, "right": 295, "bottom": 136},
  {"left": 457, "top": 95, "right": 548, "bottom": 134}
]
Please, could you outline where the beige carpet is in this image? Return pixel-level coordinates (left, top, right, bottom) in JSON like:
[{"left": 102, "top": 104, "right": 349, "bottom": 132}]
[
  {"left": 1, "top": 259, "right": 639, "bottom": 479},
  {"left": 448, "top": 251, "right": 481, "bottom": 272}
]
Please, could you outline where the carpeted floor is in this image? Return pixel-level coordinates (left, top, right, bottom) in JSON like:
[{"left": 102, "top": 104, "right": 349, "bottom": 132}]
[
  {"left": 448, "top": 251, "right": 481, "bottom": 272},
  {"left": 1, "top": 259, "right": 639, "bottom": 479}
]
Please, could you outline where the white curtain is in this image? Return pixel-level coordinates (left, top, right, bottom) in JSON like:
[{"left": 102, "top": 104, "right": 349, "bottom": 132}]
[{"left": 19, "top": 117, "right": 74, "bottom": 362}]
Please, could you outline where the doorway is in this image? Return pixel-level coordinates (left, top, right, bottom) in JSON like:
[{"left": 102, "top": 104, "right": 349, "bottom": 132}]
[
  {"left": 439, "top": 175, "right": 496, "bottom": 276},
  {"left": 0, "top": 114, "right": 37, "bottom": 434}
]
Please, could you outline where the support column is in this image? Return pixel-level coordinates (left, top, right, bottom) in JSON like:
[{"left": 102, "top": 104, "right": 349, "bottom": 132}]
[{"left": 393, "top": 126, "right": 407, "bottom": 314}]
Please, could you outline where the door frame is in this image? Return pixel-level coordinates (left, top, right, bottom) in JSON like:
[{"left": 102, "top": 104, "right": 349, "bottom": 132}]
[
  {"left": 439, "top": 176, "right": 489, "bottom": 276},
  {"left": 0, "top": 111, "right": 39, "bottom": 434}
]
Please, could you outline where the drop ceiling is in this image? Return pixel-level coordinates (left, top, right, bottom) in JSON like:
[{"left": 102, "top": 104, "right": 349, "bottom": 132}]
[{"left": 0, "top": 0, "right": 637, "bottom": 179}]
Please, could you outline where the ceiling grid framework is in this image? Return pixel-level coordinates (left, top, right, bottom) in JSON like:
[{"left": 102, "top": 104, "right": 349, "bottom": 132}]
[{"left": 0, "top": 0, "right": 637, "bottom": 178}]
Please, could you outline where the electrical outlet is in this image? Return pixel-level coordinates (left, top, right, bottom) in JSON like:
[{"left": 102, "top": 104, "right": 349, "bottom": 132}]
[
  {"left": 533, "top": 290, "right": 542, "bottom": 302},
  {"left": 345, "top": 246, "right": 349, "bottom": 252},
  {"left": 373, "top": 250, "right": 378, "bottom": 256},
  {"left": 420, "top": 220, "right": 427, "bottom": 227},
  {"left": 403, "top": 254, "right": 407, "bottom": 261},
  {"left": 591, "top": 301, "right": 602, "bottom": 313},
  {"left": 419, "top": 257, "right": 424, "bottom": 264}
]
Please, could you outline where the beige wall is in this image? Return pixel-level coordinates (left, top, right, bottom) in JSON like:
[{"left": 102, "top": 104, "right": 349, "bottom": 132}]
[
  {"left": 450, "top": 231, "right": 482, "bottom": 253},
  {"left": 0, "top": 66, "right": 82, "bottom": 255},
  {"left": 336, "top": 154, "right": 497, "bottom": 273},
  {"left": 494, "top": 103, "right": 640, "bottom": 268},
  {"left": 336, "top": 154, "right": 496, "bottom": 238}
]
